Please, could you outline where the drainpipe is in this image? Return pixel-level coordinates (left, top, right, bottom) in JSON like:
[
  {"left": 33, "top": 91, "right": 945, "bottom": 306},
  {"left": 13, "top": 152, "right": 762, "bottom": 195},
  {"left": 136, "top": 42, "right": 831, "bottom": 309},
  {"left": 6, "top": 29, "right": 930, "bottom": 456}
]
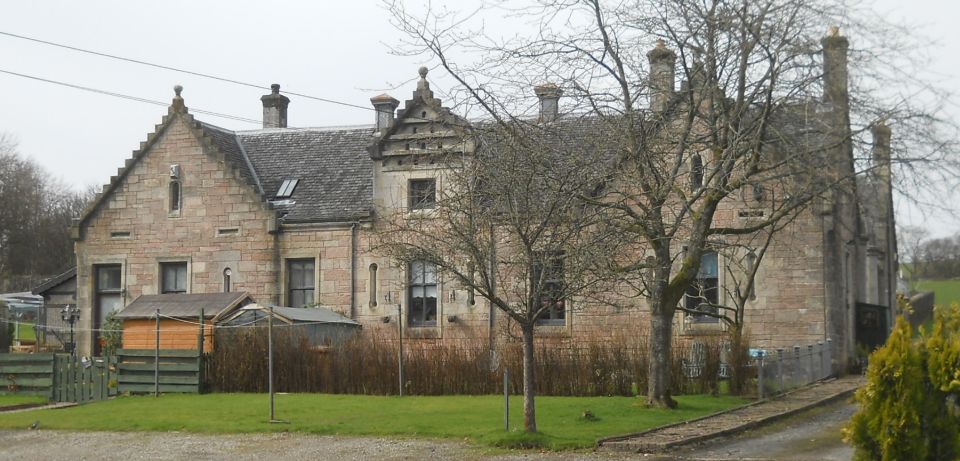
[
  {"left": 350, "top": 221, "right": 358, "bottom": 319},
  {"left": 271, "top": 213, "right": 282, "bottom": 305},
  {"left": 488, "top": 223, "right": 497, "bottom": 354}
]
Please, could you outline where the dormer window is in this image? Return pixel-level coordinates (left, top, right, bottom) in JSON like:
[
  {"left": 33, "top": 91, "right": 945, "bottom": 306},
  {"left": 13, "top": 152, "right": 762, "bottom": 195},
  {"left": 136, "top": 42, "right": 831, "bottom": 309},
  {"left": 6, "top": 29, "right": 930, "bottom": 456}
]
[{"left": 276, "top": 179, "right": 299, "bottom": 198}]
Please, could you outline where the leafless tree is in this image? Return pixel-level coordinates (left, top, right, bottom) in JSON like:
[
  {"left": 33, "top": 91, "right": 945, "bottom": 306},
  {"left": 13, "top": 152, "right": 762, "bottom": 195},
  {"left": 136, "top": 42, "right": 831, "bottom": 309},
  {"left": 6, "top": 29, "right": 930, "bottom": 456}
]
[
  {"left": 385, "top": 0, "right": 959, "bottom": 408},
  {"left": 898, "top": 225, "right": 929, "bottom": 291},
  {"left": 375, "top": 120, "right": 619, "bottom": 432}
]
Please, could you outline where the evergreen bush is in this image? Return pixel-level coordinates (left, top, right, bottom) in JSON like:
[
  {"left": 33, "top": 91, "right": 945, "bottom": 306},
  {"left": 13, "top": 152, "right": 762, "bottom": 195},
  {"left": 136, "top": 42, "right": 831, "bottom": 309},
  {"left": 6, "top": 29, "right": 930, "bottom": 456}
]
[{"left": 845, "top": 303, "right": 960, "bottom": 460}]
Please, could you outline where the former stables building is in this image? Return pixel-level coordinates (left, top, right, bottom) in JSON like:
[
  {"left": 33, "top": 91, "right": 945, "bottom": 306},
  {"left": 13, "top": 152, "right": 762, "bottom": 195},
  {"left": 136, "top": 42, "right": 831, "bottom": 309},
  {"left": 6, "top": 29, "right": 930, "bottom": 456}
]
[{"left": 66, "top": 29, "right": 896, "bottom": 372}]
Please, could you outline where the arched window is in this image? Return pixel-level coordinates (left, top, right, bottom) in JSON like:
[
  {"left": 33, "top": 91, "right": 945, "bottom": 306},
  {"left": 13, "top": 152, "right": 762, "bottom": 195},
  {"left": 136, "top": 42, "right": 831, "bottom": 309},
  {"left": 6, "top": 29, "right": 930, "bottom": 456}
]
[
  {"left": 369, "top": 263, "right": 378, "bottom": 307},
  {"left": 690, "top": 154, "right": 704, "bottom": 191},
  {"left": 169, "top": 180, "right": 181, "bottom": 213},
  {"left": 223, "top": 268, "right": 232, "bottom": 293}
]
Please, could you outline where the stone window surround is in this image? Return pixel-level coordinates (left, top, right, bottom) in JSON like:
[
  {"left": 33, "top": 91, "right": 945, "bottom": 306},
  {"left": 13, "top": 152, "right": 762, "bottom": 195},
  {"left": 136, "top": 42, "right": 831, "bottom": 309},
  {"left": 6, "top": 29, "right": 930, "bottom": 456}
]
[
  {"left": 280, "top": 251, "right": 321, "bottom": 307},
  {"left": 155, "top": 256, "right": 192, "bottom": 295},
  {"left": 168, "top": 179, "right": 182, "bottom": 218},
  {"left": 408, "top": 177, "right": 437, "bottom": 211},
  {"left": 680, "top": 245, "right": 727, "bottom": 334}
]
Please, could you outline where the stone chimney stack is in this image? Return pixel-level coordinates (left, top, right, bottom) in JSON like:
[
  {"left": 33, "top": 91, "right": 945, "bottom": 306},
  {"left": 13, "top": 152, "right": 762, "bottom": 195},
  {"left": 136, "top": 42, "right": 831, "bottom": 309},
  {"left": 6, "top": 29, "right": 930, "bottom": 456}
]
[
  {"left": 370, "top": 94, "right": 400, "bottom": 133},
  {"left": 261, "top": 84, "right": 290, "bottom": 128},
  {"left": 821, "top": 26, "right": 849, "bottom": 121},
  {"left": 534, "top": 83, "right": 562, "bottom": 122},
  {"left": 647, "top": 39, "right": 676, "bottom": 113},
  {"left": 872, "top": 120, "right": 892, "bottom": 188}
]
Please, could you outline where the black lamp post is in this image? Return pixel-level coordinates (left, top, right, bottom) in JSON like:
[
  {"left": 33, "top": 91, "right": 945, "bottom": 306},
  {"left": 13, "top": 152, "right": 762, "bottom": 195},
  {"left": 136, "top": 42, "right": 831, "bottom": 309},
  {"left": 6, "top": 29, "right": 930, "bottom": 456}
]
[{"left": 60, "top": 305, "right": 79, "bottom": 356}]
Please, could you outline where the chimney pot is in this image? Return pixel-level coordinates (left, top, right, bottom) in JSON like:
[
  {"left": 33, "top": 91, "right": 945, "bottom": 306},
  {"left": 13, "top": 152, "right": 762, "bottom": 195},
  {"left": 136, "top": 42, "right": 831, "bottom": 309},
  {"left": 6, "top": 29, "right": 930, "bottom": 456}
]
[
  {"left": 534, "top": 83, "right": 562, "bottom": 122},
  {"left": 370, "top": 93, "right": 400, "bottom": 133},
  {"left": 261, "top": 83, "right": 290, "bottom": 128},
  {"left": 647, "top": 40, "right": 676, "bottom": 112}
]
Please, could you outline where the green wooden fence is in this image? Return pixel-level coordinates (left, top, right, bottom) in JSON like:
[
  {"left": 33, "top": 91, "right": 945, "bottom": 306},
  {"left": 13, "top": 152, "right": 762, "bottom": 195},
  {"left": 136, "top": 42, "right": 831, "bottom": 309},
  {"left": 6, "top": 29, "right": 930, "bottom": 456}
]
[
  {"left": 0, "top": 353, "right": 115, "bottom": 403},
  {"left": 116, "top": 349, "right": 203, "bottom": 394},
  {"left": 51, "top": 354, "right": 115, "bottom": 404},
  {"left": 0, "top": 353, "right": 55, "bottom": 398}
]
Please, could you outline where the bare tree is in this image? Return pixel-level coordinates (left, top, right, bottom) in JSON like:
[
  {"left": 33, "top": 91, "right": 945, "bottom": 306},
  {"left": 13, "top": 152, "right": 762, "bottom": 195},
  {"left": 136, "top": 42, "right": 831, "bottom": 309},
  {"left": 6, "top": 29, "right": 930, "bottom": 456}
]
[
  {"left": 386, "top": 0, "right": 959, "bottom": 408},
  {"left": 898, "top": 225, "right": 929, "bottom": 291},
  {"left": 375, "top": 120, "right": 617, "bottom": 432}
]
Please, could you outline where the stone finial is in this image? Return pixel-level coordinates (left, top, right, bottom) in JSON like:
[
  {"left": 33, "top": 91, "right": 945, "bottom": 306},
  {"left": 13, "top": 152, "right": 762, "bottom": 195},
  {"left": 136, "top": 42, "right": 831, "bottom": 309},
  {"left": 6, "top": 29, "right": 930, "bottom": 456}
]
[
  {"left": 171, "top": 84, "right": 185, "bottom": 113},
  {"left": 828, "top": 25, "right": 840, "bottom": 37},
  {"left": 270, "top": 83, "right": 281, "bottom": 94},
  {"left": 415, "top": 66, "right": 435, "bottom": 100}
]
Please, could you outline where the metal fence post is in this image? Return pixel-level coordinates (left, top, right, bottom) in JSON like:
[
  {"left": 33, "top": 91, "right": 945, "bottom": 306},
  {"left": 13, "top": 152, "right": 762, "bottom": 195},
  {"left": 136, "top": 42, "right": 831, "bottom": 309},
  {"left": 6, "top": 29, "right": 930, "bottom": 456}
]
[
  {"left": 154, "top": 308, "right": 160, "bottom": 397},
  {"left": 776, "top": 348, "right": 784, "bottom": 393},
  {"left": 504, "top": 368, "right": 509, "bottom": 431},
  {"left": 825, "top": 338, "right": 833, "bottom": 378},
  {"left": 817, "top": 341, "right": 825, "bottom": 380},
  {"left": 793, "top": 345, "right": 801, "bottom": 387},
  {"left": 808, "top": 344, "right": 815, "bottom": 384},
  {"left": 757, "top": 350, "right": 765, "bottom": 399}
]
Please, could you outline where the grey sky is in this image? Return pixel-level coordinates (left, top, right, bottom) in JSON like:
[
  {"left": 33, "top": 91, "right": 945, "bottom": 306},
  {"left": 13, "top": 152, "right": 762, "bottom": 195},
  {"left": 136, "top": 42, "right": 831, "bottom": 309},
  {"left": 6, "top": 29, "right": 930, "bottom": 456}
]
[{"left": 1, "top": 1, "right": 957, "bottom": 236}]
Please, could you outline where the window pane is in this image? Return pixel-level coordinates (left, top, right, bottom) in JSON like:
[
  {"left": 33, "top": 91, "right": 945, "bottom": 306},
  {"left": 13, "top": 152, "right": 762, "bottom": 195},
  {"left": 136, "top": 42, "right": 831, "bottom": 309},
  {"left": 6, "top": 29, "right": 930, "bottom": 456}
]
[
  {"left": 423, "top": 263, "right": 436, "bottom": 283},
  {"left": 98, "top": 293, "right": 122, "bottom": 327},
  {"left": 97, "top": 266, "right": 122, "bottom": 290},
  {"left": 161, "top": 263, "right": 187, "bottom": 293},
  {"left": 699, "top": 252, "right": 718, "bottom": 278}
]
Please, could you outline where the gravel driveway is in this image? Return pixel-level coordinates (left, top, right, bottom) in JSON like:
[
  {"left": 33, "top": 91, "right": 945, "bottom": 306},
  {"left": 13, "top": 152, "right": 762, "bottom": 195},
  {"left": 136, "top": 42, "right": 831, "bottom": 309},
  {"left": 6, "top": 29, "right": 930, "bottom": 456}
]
[{"left": 0, "top": 430, "right": 639, "bottom": 461}]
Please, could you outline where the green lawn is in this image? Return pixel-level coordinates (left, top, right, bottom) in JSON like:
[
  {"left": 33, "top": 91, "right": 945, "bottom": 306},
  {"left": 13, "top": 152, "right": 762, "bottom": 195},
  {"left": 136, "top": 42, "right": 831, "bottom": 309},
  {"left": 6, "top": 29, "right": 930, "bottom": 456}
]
[
  {"left": 0, "top": 394, "right": 48, "bottom": 408},
  {"left": 0, "top": 393, "right": 747, "bottom": 449},
  {"left": 915, "top": 279, "right": 960, "bottom": 307}
]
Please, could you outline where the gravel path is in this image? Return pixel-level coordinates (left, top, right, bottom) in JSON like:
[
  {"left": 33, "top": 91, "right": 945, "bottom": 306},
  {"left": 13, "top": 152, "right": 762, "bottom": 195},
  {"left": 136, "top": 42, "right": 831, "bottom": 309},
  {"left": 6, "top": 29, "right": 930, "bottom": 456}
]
[
  {"left": 0, "top": 430, "right": 639, "bottom": 461},
  {"left": 664, "top": 399, "right": 856, "bottom": 460}
]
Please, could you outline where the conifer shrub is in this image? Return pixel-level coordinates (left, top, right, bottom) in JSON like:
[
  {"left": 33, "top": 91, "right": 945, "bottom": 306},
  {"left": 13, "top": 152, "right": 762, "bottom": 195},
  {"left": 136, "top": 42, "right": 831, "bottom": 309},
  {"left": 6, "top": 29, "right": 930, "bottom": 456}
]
[{"left": 845, "top": 303, "right": 960, "bottom": 461}]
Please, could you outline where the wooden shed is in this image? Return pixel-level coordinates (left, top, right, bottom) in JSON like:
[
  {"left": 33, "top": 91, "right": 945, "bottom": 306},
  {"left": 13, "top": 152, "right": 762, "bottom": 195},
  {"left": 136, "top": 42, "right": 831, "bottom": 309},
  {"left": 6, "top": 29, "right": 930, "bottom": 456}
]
[{"left": 115, "top": 292, "right": 252, "bottom": 352}]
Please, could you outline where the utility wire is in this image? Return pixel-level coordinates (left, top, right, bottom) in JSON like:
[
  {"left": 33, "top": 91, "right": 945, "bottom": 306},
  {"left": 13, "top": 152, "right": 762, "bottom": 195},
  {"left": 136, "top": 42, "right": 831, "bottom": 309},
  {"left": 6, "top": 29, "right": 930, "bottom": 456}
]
[
  {"left": 0, "top": 30, "right": 376, "bottom": 112},
  {"left": 0, "top": 68, "right": 263, "bottom": 125}
]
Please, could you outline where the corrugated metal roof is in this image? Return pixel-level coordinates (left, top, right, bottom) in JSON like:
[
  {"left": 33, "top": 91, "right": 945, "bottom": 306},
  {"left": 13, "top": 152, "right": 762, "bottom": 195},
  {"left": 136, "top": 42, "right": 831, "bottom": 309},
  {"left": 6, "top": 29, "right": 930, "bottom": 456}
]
[
  {"left": 115, "top": 292, "right": 252, "bottom": 320},
  {"left": 233, "top": 304, "right": 359, "bottom": 325}
]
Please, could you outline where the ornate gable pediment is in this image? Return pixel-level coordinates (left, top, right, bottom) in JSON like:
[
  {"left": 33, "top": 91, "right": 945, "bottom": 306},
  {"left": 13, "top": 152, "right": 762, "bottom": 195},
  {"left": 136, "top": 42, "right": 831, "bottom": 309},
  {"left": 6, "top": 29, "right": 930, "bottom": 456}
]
[{"left": 368, "top": 67, "right": 472, "bottom": 161}]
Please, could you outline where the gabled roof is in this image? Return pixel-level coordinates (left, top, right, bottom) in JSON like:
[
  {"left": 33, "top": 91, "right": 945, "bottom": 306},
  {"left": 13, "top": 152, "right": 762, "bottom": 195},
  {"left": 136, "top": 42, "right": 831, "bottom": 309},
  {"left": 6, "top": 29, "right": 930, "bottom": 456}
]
[
  {"left": 115, "top": 292, "right": 253, "bottom": 321},
  {"left": 73, "top": 90, "right": 270, "bottom": 238},
  {"left": 32, "top": 267, "right": 77, "bottom": 296}
]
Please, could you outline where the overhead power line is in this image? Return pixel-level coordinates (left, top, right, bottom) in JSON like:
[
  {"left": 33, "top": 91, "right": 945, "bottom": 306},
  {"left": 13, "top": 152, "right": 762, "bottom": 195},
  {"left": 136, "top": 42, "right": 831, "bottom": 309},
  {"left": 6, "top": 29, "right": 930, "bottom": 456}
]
[
  {"left": 0, "top": 30, "right": 375, "bottom": 112},
  {"left": 0, "top": 68, "right": 263, "bottom": 125}
]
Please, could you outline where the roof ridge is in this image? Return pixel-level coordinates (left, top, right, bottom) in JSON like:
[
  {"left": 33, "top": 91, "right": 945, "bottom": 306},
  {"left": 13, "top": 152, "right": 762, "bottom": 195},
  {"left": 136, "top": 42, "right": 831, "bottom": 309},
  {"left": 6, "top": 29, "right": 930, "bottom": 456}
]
[{"left": 233, "top": 132, "right": 264, "bottom": 197}]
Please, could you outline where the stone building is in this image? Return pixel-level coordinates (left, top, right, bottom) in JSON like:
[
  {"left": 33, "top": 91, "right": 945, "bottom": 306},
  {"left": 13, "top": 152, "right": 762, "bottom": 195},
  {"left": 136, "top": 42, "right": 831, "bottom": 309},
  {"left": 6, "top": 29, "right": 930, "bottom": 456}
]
[{"left": 68, "top": 29, "right": 896, "bottom": 371}]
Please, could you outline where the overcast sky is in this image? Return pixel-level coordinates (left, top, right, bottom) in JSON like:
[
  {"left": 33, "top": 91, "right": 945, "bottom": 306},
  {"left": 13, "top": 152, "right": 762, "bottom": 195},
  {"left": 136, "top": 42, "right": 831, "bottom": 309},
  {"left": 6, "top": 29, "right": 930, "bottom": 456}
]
[{"left": 1, "top": 1, "right": 957, "bottom": 237}]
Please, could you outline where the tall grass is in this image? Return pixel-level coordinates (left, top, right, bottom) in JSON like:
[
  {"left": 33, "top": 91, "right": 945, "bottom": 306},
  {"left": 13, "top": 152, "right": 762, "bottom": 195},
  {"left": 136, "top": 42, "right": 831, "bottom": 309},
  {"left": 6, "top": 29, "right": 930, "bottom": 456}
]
[{"left": 205, "top": 327, "right": 748, "bottom": 396}]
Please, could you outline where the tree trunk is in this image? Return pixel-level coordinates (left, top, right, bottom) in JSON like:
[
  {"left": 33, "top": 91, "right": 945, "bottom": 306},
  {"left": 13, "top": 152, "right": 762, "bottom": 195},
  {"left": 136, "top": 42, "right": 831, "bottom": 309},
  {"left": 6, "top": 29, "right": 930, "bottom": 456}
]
[
  {"left": 521, "top": 322, "right": 537, "bottom": 432},
  {"left": 647, "top": 307, "right": 677, "bottom": 408}
]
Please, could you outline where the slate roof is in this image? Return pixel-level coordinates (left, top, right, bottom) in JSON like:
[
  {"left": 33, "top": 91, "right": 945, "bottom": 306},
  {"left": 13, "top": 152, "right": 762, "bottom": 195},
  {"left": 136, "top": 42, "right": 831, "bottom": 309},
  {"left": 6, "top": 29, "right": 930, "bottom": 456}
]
[
  {"left": 115, "top": 292, "right": 252, "bottom": 320},
  {"left": 32, "top": 267, "right": 77, "bottom": 296},
  {"left": 236, "top": 126, "right": 375, "bottom": 223}
]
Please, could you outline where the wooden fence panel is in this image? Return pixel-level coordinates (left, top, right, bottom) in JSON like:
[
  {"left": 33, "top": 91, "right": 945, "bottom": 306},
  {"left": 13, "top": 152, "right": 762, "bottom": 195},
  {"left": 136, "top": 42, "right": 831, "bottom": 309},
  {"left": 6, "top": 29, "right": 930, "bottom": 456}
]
[
  {"left": 0, "top": 353, "right": 54, "bottom": 398},
  {"left": 116, "top": 349, "right": 202, "bottom": 394}
]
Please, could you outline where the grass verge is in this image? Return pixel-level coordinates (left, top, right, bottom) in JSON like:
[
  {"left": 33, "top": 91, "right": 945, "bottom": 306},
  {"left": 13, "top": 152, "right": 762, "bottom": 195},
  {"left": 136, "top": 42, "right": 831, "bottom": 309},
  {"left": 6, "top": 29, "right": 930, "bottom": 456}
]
[
  {"left": 0, "top": 394, "right": 48, "bottom": 409},
  {"left": 0, "top": 393, "right": 746, "bottom": 449},
  {"left": 916, "top": 279, "right": 960, "bottom": 307}
]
